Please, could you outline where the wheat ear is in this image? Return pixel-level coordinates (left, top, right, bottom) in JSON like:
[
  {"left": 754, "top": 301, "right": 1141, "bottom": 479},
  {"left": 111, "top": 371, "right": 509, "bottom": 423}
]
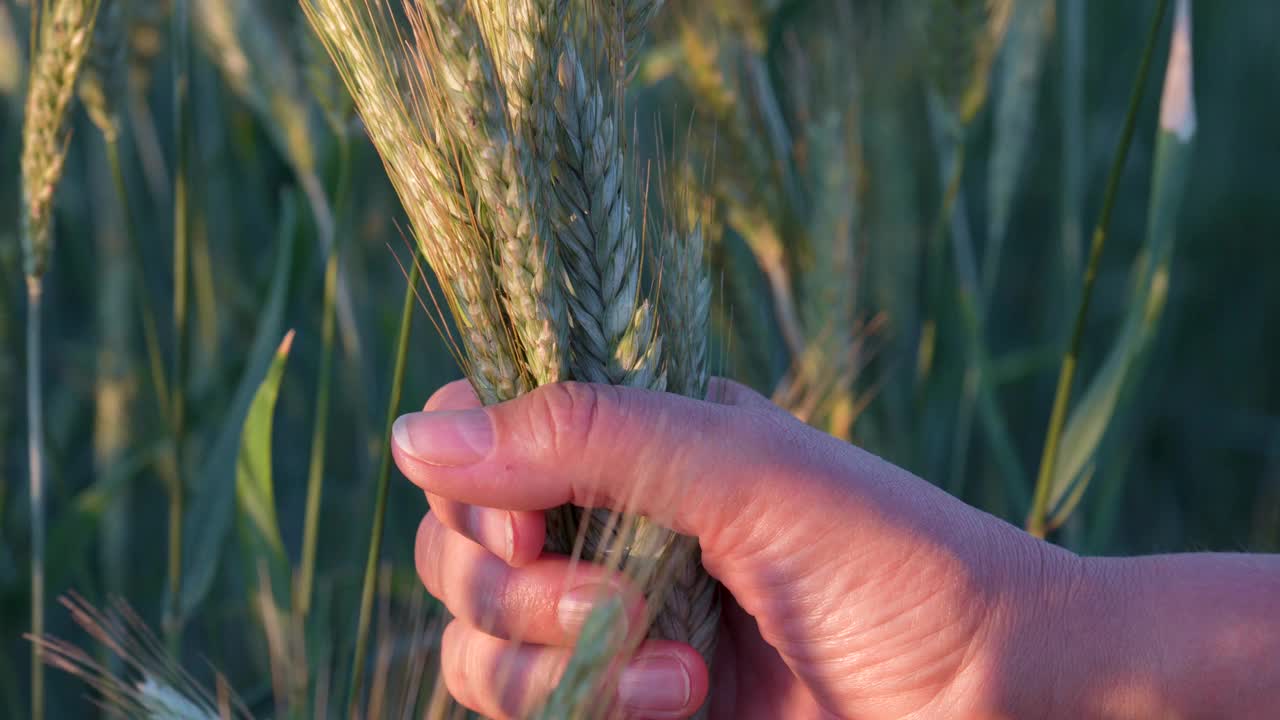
[
  {"left": 22, "top": 3, "right": 101, "bottom": 716},
  {"left": 548, "top": 11, "right": 720, "bottom": 710},
  {"left": 305, "top": 0, "right": 525, "bottom": 406},
  {"left": 22, "top": 0, "right": 100, "bottom": 280},
  {"left": 423, "top": 0, "right": 570, "bottom": 386}
]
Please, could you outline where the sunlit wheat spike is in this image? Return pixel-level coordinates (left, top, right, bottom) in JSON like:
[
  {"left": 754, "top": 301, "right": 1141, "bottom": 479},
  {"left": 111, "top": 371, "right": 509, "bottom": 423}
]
[
  {"left": 657, "top": 223, "right": 711, "bottom": 398},
  {"left": 590, "top": 0, "right": 664, "bottom": 78},
  {"left": 303, "top": 0, "right": 525, "bottom": 404},
  {"left": 470, "top": 0, "right": 568, "bottom": 134},
  {"left": 22, "top": 0, "right": 102, "bottom": 279},
  {"left": 551, "top": 44, "right": 663, "bottom": 388},
  {"left": 417, "top": 0, "right": 569, "bottom": 385}
]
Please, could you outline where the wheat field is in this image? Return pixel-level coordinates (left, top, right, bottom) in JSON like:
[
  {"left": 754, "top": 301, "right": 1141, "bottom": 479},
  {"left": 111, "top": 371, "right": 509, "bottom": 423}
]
[{"left": 2, "top": 0, "right": 1279, "bottom": 717}]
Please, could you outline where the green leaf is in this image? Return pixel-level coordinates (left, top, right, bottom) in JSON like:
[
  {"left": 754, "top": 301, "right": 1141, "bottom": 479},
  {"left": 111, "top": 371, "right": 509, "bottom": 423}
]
[
  {"left": 236, "top": 330, "right": 295, "bottom": 608},
  {"left": 1047, "top": 0, "right": 1195, "bottom": 524},
  {"left": 985, "top": 0, "right": 1054, "bottom": 293},
  {"left": 179, "top": 195, "right": 298, "bottom": 618}
]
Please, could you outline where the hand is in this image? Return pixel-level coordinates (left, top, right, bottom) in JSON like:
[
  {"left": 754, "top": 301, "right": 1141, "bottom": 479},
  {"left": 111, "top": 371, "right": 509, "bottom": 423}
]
[
  {"left": 391, "top": 379, "right": 1062, "bottom": 718},
  {"left": 393, "top": 380, "right": 1280, "bottom": 719}
]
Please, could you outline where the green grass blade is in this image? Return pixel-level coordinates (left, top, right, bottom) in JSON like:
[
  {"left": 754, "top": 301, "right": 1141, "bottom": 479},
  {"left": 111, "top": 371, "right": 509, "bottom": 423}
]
[
  {"left": 179, "top": 195, "right": 298, "bottom": 620},
  {"left": 1047, "top": 0, "right": 1195, "bottom": 528},
  {"left": 348, "top": 270, "right": 418, "bottom": 716},
  {"left": 298, "top": 136, "right": 350, "bottom": 622},
  {"left": 1059, "top": 0, "right": 1086, "bottom": 306},
  {"left": 1026, "top": 0, "right": 1170, "bottom": 538},
  {"left": 985, "top": 0, "right": 1054, "bottom": 299},
  {"left": 236, "top": 331, "right": 295, "bottom": 607},
  {"left": 26, "top": 278, "right": 46, "bottom": 720},
  {"left": 166, "top": 0, "right": 192, "bottom": 644},
  {"left": 297, "top": 244, "right": 337, "bottom": 618}
]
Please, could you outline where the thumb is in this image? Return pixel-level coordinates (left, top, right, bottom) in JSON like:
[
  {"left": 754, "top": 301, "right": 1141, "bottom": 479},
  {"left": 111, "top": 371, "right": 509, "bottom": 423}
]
[{"left": 392, "top": 380, "right": 819, "bottom": 555}]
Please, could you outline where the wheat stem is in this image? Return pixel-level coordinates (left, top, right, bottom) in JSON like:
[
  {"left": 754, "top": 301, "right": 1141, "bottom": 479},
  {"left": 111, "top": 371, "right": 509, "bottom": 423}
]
[
  {"left": 1027, "top": 0, "right": 1169, "bottom": 538},
  {"left": 27, "top": 277, "right": 46, "bottom": 720},
  {"left": 298, "top": 135, "right": 351, "bottom": 621},
  {"left": 348, "top": 272, "right": 417, "bottom": 716},
  {"left": 105, "top": 138, "right": 169, "bottom": 416},
  {"left": 164, "top": 0, "right": 191, "bottom": 647},
  {"left": 21, "top": 2, "right": 103, "bottom": 715}
]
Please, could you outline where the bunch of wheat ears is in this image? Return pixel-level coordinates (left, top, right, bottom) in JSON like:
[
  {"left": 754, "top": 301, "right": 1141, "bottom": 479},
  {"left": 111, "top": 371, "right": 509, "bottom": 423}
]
[{"left": 303, "top": 0, "right": 717, "bottom": 715}]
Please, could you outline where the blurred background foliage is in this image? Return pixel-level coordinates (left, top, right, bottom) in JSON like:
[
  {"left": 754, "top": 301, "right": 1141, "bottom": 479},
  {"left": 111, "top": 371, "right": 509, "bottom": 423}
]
[{"left": 1, "top": 0, "right": 1278, "bottom": 716}]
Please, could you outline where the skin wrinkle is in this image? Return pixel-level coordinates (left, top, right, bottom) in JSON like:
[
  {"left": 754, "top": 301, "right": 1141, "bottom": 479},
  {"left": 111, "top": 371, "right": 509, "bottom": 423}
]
[{"left": 702, "top": 419, "right": 1009, "bottom": 717}]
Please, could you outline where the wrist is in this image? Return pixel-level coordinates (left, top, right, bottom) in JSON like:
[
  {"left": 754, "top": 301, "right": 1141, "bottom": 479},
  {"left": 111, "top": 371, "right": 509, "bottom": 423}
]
[
  {"left": 937, "top": 534, "right": 1134, "bottom": 719},
  {"left": 976, "top": 548, "right": 1244, "bottom": 719}
]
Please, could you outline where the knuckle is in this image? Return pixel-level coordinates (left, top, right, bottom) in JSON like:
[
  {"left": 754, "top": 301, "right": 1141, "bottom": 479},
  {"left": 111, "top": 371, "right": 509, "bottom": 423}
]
[{"left": 526, "top": 382, "right": 620, "bottom": 459}]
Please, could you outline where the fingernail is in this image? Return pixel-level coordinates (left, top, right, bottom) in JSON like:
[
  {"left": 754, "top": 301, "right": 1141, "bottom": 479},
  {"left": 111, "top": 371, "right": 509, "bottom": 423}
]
[
  {"left": 392, "top": 409, "right": 493, "bottom": 467},
  {"left": 617, "top": 654, "right": 691, "bottom": 713},
  {"left": 557, "top": 584, "right": 627, "bottom": 636},
  {"left": 466, "top": 507, "right": 515, "bottom": 562}
]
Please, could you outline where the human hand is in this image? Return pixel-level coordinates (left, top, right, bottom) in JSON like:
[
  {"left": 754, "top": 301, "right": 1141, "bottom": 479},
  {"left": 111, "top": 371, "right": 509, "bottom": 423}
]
[{"left": 392, "top": 379, "right": 1082, "bottom": 718}]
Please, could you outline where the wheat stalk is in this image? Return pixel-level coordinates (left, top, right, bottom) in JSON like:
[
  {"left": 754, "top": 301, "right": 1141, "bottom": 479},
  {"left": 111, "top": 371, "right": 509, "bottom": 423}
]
[{"left": 20, "top": 1, "right": 101, "bottom": 717}]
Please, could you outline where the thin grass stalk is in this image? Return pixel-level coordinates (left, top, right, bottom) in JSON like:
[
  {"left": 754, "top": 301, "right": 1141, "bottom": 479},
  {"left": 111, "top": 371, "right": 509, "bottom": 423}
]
[
  {"left": 90, "top": 136, "right": 137, "bottom": 652},
  {"left": 297, "top": 248, "right": 337, "bottom": 615},
  {"left": 0, "top": 274, "right": 10, "bottom": 531},
  {"left": 984, "top": 0, "right": 1053, "bottom": 302},
  {"left": 1026, "top": 0, "right": 1169, "bottom": 538},
  {"left": 1058, "top": 0, "right": 1085, "bottom": 318},
  {"left": 107, "top": 134, "right": 187, "bottom": 554},
  {"left": 929, "top": 103, "right": 1027, "bottom": 508},
  {"left": 27, "top": 277, "right": 46, "bottom": 720},
  {"left": 298, "top": 135, "right": 352, "bottom": 621},
  {"left": 105, "top": 138, "right": 170, "bottom": 418},
  {"left": 348, "top": 272, "right": 418, "bottom": 717},
  {"left": 1042, "top": 0, "right": 1195, "bottom": 533},
  {"left": 165, "top": 0, "right": 191, "bottom": 645}
]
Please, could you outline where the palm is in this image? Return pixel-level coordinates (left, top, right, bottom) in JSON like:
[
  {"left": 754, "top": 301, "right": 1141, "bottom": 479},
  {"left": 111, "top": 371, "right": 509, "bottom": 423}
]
[{"left": 706, "top": 594, "right": 836, "bottom": 719}]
